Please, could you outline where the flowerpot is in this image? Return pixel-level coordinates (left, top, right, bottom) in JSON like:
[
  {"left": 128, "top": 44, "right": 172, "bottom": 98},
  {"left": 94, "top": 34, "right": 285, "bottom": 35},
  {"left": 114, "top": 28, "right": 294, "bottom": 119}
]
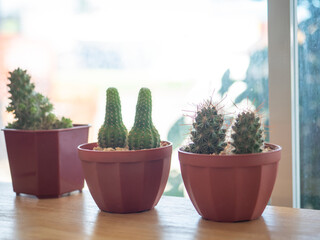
[
  {"left": 2, "top": 124, "right": 90, "bottom": 198},
  {"left": 78, "top": 141, "right": 172, "bottom": 213},
  {"left": 178, "top": 143, "right": 281, "bottom": 222}
]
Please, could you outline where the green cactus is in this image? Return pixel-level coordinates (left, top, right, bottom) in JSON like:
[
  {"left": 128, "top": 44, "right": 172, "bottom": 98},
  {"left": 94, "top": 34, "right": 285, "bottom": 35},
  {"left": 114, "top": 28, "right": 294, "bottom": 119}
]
[
  {"left": 128, "top": 88, "right": 160, "bottom": 150},
  {"left": 6, "top": 68, "right": 72, "bottom": 130},
  {"left": 98, "top": 88, "right": 128, "bottom": 148},
  {"left": 231, "top": 111, "right": 264, "bottom": 154},
  {"left": 185, "top": 99, "right": 227, "bottom": 154}
]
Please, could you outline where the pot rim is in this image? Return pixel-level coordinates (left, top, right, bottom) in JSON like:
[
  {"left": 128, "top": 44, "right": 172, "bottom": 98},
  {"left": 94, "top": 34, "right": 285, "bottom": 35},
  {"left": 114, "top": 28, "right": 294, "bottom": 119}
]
[
  {"left": 1, "top": 124, "right": 91, "bottom": 133},
  {"left": 78, "top": 141, "right": 172, "bottom": 153},
  {"left": 178, "top": 143, "right": 281, "bottom": 167},
  {"left": 179, "top": 143, "right": 281, "bottom": 158},
  {"left": 78, "top": 141, "right": 173, "bottom": 163}
]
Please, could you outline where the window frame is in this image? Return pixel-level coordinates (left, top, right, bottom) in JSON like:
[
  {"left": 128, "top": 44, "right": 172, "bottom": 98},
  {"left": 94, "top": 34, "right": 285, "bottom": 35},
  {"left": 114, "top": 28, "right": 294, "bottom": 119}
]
[{"left": 268, "top": 0, "right": 300, "bottom": 208}]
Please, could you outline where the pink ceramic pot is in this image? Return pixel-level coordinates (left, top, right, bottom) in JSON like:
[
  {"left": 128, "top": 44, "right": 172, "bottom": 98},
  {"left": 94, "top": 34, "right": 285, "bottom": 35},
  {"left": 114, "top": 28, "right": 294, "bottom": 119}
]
[
  {"left": 2, "top": 124, "right": 90, "bottom": 198},
  {"left": 78, "top": 141, "right": 172, "bottom": 213},
  {"left": 178, "top": 143, "right": 281, "bottom": 222}
]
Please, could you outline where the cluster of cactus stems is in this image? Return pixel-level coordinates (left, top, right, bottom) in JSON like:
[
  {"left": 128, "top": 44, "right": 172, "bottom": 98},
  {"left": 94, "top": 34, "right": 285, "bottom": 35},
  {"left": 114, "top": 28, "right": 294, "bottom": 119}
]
[
  {"left": 98, "top": 87, "right": 160, "bottom": 150},
  {"left": 6, "top": 68, "right": 72, "bottom": 130},
  {"left": 184, "top": 98, "right": 264, "bottom": 155},
  {"left": 6, "top": 68, "right": 263, "bottom": 154}
]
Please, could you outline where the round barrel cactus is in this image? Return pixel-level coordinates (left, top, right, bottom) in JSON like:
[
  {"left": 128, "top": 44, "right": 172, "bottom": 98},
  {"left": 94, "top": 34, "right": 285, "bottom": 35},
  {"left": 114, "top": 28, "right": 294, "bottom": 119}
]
[
  {"left": 185, "top": 100, "right": 227, "bottom": 154},
  {"left": 231, "top": 111, "right": 264, "bottom": 154}
]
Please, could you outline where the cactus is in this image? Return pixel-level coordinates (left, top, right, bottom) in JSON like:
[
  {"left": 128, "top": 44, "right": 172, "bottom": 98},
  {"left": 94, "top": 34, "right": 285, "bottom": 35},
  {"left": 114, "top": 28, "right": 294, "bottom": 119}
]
[
  {"left": 231, "top": 111, "right": 264, "bottom": 154},
  {"left": 6, "top": 68, "right": 72, "bottom": 130},
  {"left": 185, "top": 99, "right": 227, "bottom": 154},
  {"left": 98, "top": 88, "right": 128, "bottom": 148},
  {"left": 128, "top": 88, "right": 160, "bottom": 150}
]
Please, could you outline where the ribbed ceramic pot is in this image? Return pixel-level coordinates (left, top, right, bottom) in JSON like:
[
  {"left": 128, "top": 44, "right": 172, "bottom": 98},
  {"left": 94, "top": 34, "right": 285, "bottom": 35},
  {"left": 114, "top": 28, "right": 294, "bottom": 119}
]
[
  {"left": 78, "top": 141, "right": 172, "bottom": 213},
  {"left": 178, "top": 143, "right": 281, "bottom": 222},
  {"left": 2, "top": 124, "right": 90, "bottom": 198}
]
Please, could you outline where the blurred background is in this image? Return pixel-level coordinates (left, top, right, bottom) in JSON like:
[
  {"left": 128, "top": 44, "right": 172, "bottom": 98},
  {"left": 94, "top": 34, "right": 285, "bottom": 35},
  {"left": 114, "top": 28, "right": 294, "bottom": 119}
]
[
  {"left": 0, "top": 0, "right": 269, "bottom": 197},
  {"left": 0, "top": 0, "right": 268, "bottom": 196}
]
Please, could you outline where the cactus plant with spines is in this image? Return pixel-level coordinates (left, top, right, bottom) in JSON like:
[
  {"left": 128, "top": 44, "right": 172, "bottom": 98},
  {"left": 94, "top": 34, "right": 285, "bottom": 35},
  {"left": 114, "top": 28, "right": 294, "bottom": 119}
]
[
  {"left": 231, "top": 111, "right": 264, "bottom": 154},
  {"left": 98, "top": 88, "right": 128, "bottom": 148},
  {"left": 185, "top": 99, "right": 227, "bottom": 154},
  {"left": 6, "top": 68, "right": 72, "bottom": 130},
  {"left": 128, "top": 88, "right": 160, "bottom": 150}
]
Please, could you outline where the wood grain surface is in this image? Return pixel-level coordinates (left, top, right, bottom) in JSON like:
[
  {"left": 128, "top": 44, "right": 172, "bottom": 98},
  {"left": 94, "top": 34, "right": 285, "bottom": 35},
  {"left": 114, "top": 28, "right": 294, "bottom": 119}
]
[{"left": 0, "top": 182, "right": 320, "bottom": 240}]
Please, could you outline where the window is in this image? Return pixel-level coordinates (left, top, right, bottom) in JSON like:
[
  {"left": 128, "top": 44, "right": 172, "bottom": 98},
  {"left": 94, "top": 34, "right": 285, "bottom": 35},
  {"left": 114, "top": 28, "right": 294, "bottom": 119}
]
[
  {"left": 0, "top": 0, "right": 268, "bottom": 195},
  {"left": 297, "top": 0, "right": 320, "bottom": 209},
  {"left": 269, "top": 0, "right": 320, "bottom": 210}
]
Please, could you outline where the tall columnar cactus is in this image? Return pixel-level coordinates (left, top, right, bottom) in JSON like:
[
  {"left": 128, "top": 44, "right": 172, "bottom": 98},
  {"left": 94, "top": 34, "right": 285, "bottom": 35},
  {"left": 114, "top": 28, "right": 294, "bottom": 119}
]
[
  {"left": 128, "top": 88, "right": 160, "bottom": 150},
  {"left": 231, "top": 111, "right": 264, "bottom": 154},
  {"left": 6, "top": 68, "right": 72, "bottom": 130},
  {"left": 98, "top": 88, "right": 128, "bottom": 148},
  {"left": 185, "top": 100, "right": 227, "bottom": 154}
]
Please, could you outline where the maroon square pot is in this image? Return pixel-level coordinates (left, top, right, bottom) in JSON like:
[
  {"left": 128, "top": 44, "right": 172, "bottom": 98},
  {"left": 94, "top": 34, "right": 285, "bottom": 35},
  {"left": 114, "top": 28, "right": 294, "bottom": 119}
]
[{"left": 2, "top": 124, "right": 90, "bottom": 198}]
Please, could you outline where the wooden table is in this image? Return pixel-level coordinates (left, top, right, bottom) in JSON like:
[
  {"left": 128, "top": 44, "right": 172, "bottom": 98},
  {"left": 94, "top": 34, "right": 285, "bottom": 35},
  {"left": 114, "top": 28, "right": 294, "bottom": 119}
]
[{"left": 0, "top": 183, "right": 320, "bottom": 240}]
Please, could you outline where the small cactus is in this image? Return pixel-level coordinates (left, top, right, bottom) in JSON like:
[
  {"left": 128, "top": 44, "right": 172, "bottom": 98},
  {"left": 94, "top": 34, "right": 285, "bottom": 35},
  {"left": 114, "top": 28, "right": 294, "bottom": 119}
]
[
  {"left": 231, "top": 111, "right": 264, "bottom": 154},
  {"left": 128, "top": 88, "right": 160, "bottom": 150},
  {"left": 98, "top": 88, "right": 128, "bottom": 148},
  {"left": 185, "top": 99, "right": 227, "bottom": 154},
  {"left": 6, "top": 68, "right": 72, "bottom": 130}
]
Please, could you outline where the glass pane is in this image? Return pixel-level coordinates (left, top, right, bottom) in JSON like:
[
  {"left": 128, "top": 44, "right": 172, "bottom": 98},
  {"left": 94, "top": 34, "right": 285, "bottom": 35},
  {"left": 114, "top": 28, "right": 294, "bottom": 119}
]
[
  {"left": 0, "top": 0, "right": 268, "bottom": 196},
  {"left": 297, "top": 0, "right": 320, "bottom": 209}
]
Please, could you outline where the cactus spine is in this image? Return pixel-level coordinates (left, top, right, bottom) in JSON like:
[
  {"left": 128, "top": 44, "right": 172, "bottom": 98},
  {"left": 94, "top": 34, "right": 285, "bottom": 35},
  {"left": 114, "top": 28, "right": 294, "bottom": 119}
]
[
  {"left": 98, "top": 88, "right": 128, "bottom": 148},
  {"left": 185, "top": 100, "right": 227, "bottom": 154},
  {"left": 6, "top": 68, "right": 72, "bottom": 130},
  {"left": 231, "top": 111, "right": 264, "bottom": 154},
  {"left": 128, "top": 88, "right": 160, "bottom": 150}
]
